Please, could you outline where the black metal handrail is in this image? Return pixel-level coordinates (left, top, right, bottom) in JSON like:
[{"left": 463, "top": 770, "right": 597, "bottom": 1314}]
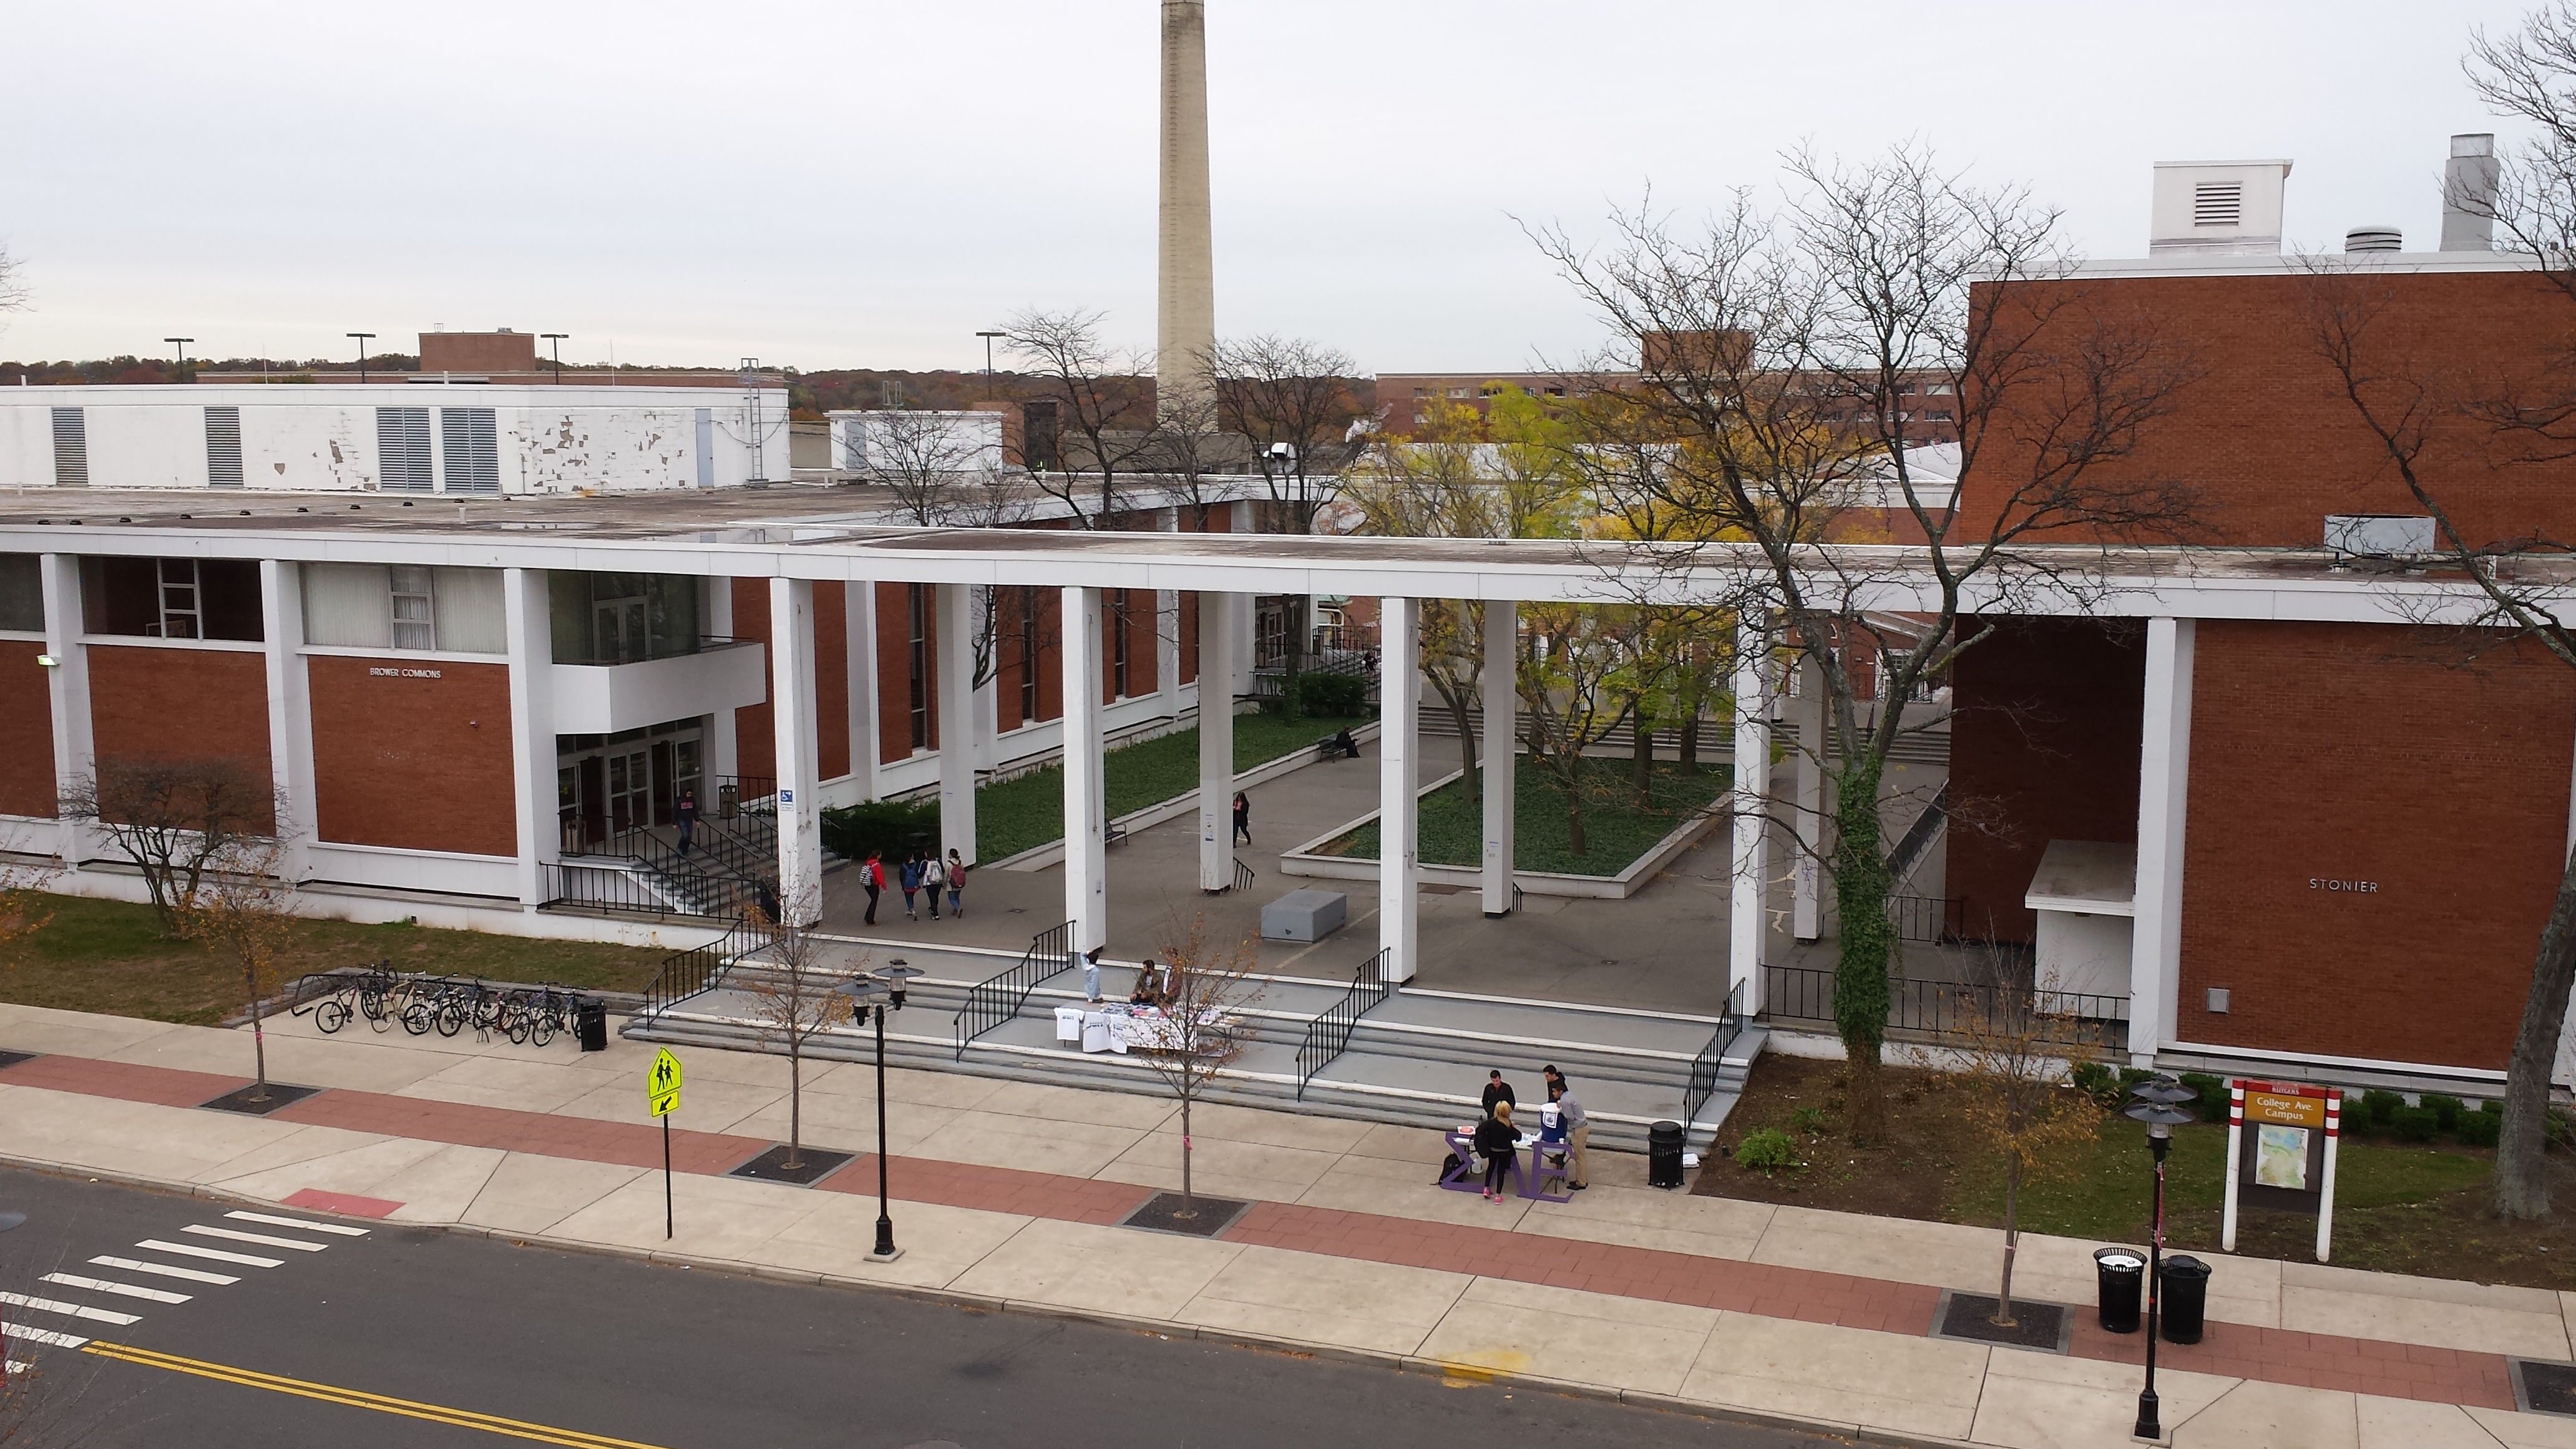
[
  {"left": 1681, "top": 981, "right": 1745, "bottom": 1131},
  {"left": 1888, "top": 894, "right": 1963, "bottom": 944},
  {"left": 1232, "top": 857, "right": 1256, "bottom": 893},
  {"left": 1883, "top": 783, "right": 1950, "bottom": 881},
  {"left": 640, "top": 918, "right": 765, "bottom": 1023},
  {"left": 1760, "top": 964, "right": 2131, "bottom": 1046},
  {"left": 717, "top": 774, "right": 779, "bottom": 815},
  {"left": 541, "top": 859, "right": 768, "bottom": 923},
  {"left": 1295, "top": 948, "right": 1392, "bottom": 1100},
  {"left": 954, "top": 921, "right": 1074, "bottom": 1059}
]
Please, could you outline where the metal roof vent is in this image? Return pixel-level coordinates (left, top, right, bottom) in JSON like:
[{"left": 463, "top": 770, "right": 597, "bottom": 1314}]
[
  {"left": 2344, "top": 225, "right": 2404, "bottom": 253},
  {"left": 2149, "top": 160, "right": 2293, "bottom": 255},
  {"left": 2442, "top": 134, "right": 2500, "bottom": 251}
]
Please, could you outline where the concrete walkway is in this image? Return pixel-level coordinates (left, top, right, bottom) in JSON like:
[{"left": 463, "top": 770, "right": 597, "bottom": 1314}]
[{"left": 2, "top": 1002, "right": 2570, "bottom": 1448}]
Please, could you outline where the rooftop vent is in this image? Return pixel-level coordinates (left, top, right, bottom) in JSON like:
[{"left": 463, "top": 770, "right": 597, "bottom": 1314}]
[
  {"left": 2442, "top": 133, "right": 2500, "bottom": 252},
  {"left": 2344, "top": 225, "right": 2404, "bottom": 253},
  {"left": 2150, "top": 160, "right": 2292, "bottom": 256}
]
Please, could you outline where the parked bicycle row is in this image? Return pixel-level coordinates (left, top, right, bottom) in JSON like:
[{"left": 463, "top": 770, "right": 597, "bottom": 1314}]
[{"left": 288, "top": 964, "right": 605, "bottom": 1048}]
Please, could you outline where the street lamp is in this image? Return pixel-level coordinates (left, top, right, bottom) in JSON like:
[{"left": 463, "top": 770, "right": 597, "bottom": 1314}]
[
  {"left": 2122, "top": 1075, "right": 2200, "bottom": 1442},
  {"left": 974, "top": 330, "right": 1005, "bottom": 397},
  {"left": 163, "top": 338, "right": 194, "bottom": 378},
  {"left": 348, "top": 333, "right": 376, "bottom": 384},
  {"left": 838, "top": 959, "right": 925, "bottom": 1263},
  {"left": 542, "top": 333, "right": 568, "bottom": 384}
]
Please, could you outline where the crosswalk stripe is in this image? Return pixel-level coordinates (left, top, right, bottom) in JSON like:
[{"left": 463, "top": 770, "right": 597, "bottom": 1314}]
[
  {"left": 134, "top": 1239, "right": 280, "bottom": 1269},
  {"left": 182, "top": 1225, "right": 326, "bottom": 1253},
  {"left": 1, "top": 1324, "right": 87, "bottom": 1350},
  {"left": 225, "top": 1211, "right": 366, "bottom": 1237},
  {"left": 90, "top": 1256, "right": 237, "bottom": 1286},
  {"left": 41, "top": 1275, "right": 188, "bottom": 1306},
  {"left": 5, "top": 1360, "right": 24, "bottom": 1375},
  {"left": 0, "top": 1294, "right": 140, "bottom": 1327}
]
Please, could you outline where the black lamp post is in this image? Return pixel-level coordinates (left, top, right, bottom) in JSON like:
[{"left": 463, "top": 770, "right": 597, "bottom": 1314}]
[
  {"left": 841, "top": 960, "right": 925, "bottom": 1263},
  {"left": 975, "top": 330, "right": 1003, "bottom": 394},
  {"left": 2122, "top": 1075, "right": 2200, "bottom": 1442},
  {"left": 348, "top": 333, "right": 375, "bottom": 383},
  {"left": 163, "top": 338, "right": 193, "bottom": 378},
  {"left": 542, "top": 333, "right": 568, "bottom": 384}
]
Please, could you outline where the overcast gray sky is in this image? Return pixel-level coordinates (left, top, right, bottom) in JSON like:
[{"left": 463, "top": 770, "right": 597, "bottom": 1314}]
[{"left": 0, "top": 1, "right": 2545, "bottom": 374}]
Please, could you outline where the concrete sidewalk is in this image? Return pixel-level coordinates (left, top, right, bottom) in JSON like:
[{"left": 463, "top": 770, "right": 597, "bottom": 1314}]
[{"left": 1, "top": 1002, "right": 2570, "bottom": 1448}]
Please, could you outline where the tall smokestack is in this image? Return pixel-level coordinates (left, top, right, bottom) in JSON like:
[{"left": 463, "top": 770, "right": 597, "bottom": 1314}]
[
  {"left": 1158, "top": 1, "right": 1216, "bottom": 421},
  {"left": 2442, "top": 133, "right": 2500, "bottom": 252}
]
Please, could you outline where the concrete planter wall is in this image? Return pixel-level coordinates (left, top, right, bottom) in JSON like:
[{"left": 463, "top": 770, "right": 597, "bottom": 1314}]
[{"left": 1274, "top": 768, "right": 1724, "bottom": 900}]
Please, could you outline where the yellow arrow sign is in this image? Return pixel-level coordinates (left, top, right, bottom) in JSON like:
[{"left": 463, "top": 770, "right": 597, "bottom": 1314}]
[{"left": 647, "top": 1047, "right": 683, "bottom": 1118}]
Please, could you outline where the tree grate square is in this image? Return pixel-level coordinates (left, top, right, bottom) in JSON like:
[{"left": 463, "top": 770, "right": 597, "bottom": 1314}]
[
  {"left": 200, "top": 1083, "right": 323, "bottom": 1116},
  {"left": 0, "top": 1051, "right": 37, "bottom": 1072},
  {"left": 1930, "top": 1291, "right": 2072, "bottom": 1354},
  {"left": 1119, "top": 1192, "right": 1249, "bottom": 1238},
  {"left": 726, "top": 1144, "right": 856, "bottom": 1186},
  {"left": 2515, "top": 1360, "right": 2576, "bottom": 1417}
]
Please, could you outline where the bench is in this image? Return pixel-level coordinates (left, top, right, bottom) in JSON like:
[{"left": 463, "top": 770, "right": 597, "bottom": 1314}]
[
  {"left": 1104, "top": 814, "right": 1129, "bottom": 848},
  {"left": 1315, "top": 734, "right": 1359, "bottom": 761}
]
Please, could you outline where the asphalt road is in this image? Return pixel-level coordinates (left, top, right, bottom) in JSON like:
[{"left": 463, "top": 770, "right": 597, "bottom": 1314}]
[{"left": 0, "top": 1166, "right": 1875, "bottom": 1449}]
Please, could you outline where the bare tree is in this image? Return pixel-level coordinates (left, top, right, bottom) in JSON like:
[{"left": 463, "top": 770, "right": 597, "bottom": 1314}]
[
  {"left": 844, "top": 409, "right": 1006, "bottom": 525},
  {"left": 1515, "top": 604, "right": 1639, "bottom": 857},
  {"left": 744, "top": 889, "right": 855, "bottom": 1172},
  {"left": 61, "top": 758, "right": 281, "bottom": 936},
  {"left": 1212, "top": 335, "right": 1366, "bottom": 715},
  {"left": 1141, "top": 376, "right": 1250, "bottom": 533},
  {"left": 0, "top": 868, "right": 52, "bottom": 970},
  {"left": 1536, "top": 145, "right": 2198, "bottom": 1139},
  {"left": 1002, "top": 310, "right": 1159, "bottom": 529},
  {"left": 1141, "top": 915, "right": 1264, "bottom": 1219},
  {"left": 0, "top": 241, "right": 26, "bottom": 329},
  {"left": 178, "top": 840, "right": 301, "bottom": 1103}
]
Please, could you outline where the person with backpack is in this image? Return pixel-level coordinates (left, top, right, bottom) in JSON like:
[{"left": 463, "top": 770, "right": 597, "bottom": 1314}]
[
  {"left": 945, "top": 848, "right": 968, "bottom": 918},
  {"left": 922, "top": 851, "right": 945, "bottom": 919},
  {"left": 898, "top": 851, "right": 924, "bottom": 920},
  {"left": 861, "top": 851, "right": 886, "bottom": 926}
]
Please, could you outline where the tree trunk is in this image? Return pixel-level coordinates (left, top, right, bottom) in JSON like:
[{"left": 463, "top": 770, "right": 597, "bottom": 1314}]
[
  {"left": 1679, "top": 705, "right": 1700, "bottom": 771},
  {"left": 1632, "top": 698, "right": 1654, "bottom": 806},
  {"left": 1179, "top": 1093, "right": 1196, "bottom": 1216},
  {"left": 1563, "top": 756, "right": 1589, "bottom": 857},
  {"left": 248, "top": 960, "right": 270, "bottom": 1101},
  {"left": 1995, "top": 1157, "right": 2021, "bottom": 1327},
  {"left": 786, "top": 1038, "right": 803, "bottom": 1169},
  {"left": 2497, "top": 844, "right": 2576, "bottom": 1218},
  {"left": 1434, "top": 675, "right": 1480, "bottom": 810},
  {"left": 1832, "top": 755, "right": 1893, "bottom": 1143}
]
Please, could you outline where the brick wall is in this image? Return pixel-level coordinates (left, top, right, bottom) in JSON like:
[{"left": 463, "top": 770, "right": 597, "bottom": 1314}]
[
  {"left": 876, "top": 582, "right": 935, "bottom": 763},
  {"left": 0, "top": 640, "right": 54, "bottom": 817},
  {"left": 1963, "top": 270, "right": 2576, "bottom": 549},
  {"left": 418, "top": 331, "right": 539, "bottom": 374},
  {"left": 308, "top": 656, "right": 517, "bottom": 856},
  {"left": 1944, "top": 618, "right": 2146, "bottom": 942},
  {"left": 2177, "top": 622, "right": 2576, "bottom": 1069},
  {"left": 730, "top": 578, "right": 774, "bottom": 785},
  {"left": 815, "top": 581, "right": 850, "bottom": 781},
  {"left": 86, "top": 645, "right": 273, "bottom": 829}
]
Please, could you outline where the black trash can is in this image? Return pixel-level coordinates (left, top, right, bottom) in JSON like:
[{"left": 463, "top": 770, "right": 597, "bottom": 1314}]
[
  {"left": 1647, "top": 1121, "right": 1687, "bottom": 1189},
  {"left": 2159, "top": 1254, "right": 2212, "bottom": 1345},
  {"left": 2093, "top": 1247, "right": 2145, "bottom": 1334},
  {"left": 576, "top": 999, "right": 608, "bottom": 1053}
]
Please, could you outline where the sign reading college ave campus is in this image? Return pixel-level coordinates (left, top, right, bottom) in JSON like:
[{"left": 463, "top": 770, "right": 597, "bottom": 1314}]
[
  {"left": 2222, "top": 1080, "right": 2343, "bottom": 1261},
  {"left": 648, "top": 1047, "right": 684, "bottom": 1118}
]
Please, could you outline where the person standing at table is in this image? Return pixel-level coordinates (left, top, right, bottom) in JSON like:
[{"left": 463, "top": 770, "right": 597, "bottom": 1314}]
[
  {"left": 1554, "top": 1080, "right": 1592, "bottom": 1191},
  {"left": 1541, "top": 1063, "right": 1566, "bottom": 1098},
  {"left": 1080, "top": 945, "right": 1106, "bottom": 1003},
  {"left": 1472, "top": 1101, "right": 1523, "bottom": 1202},
  {"left": 1481, "top": 1068, "right": 1516, "bottom": 1117}
]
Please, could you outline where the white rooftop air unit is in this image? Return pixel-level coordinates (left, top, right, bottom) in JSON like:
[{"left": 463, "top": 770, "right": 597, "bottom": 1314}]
[
  {"left": 2149, "top": 160, "right": 2293, "bottom": 256},
  {"left": 2344, "top": 225, "right": 2403, "bottom": 253},
  {"left": 2324, "top": 514, "right": 2436, "bottom": 562},
  {"left": 2442, "top": 134, "right": 2500, "bottom": 252}
]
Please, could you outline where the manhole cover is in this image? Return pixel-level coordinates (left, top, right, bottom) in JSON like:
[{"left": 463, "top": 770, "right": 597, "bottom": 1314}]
[{"left": 2516, "top": 1360, "right": 2576, "bottom": 1417}]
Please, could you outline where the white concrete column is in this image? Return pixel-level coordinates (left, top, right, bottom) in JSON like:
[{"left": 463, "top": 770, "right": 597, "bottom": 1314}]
[
  {"left": 1792, "top": 650, "right": 1827, "bottom": 941},
  {"left": 1480, "top": 601, "right": 1516, "bottom": 918},
  {"left": 844, "top": 582, "right": 880, "bottom": 801},
  {"left": 935, "top": 582, "right": 978, "bottom": 866},
  {"left": 1196, "top": 592, "right": 1237, "bottom": 892},
  {"left": 1379, "top": 595, "right": 1420, "bottom": 984},
  {"left": 502, "top": 567, "right": 557, "bottom": 907},
  {"left": 258, "top": 560, "right": 316, "bottom": 883},
  {"left": 1729, "top": 616, "right": 1773, "bottom": 1013},
  {"left": 769, "top": 577, "right": 824, "bottom": 926},
  {"left": 1061, "top": 586, "right": 1108, "bottom": 951},
  {"left": 39, "top": 554, "right": 91, "bottom": 871},
  {"left": 2129, "top": 617, "right": 2195, "bottom": 1066},
  {"left": 706, "top": 576, "right": 739, "bottom": 782}
]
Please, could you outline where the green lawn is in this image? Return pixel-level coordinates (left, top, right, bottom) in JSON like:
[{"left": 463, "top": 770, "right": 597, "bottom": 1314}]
[
  {"left": 975, "top": 711, "right": 1377, "bottom": 861},
  {"left": 1324, "top": 758, "right": 1730, "bottom": 876},
  {"left": 0, "top": 894, "right": 675, "bottom": 1026}
]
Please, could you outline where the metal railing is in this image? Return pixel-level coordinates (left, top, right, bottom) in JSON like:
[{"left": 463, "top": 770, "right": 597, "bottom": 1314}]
[
  {"left": 542, "top": 859, "right": 769, "bottom": 923},
  {"left": 1760, "top": 964, "right": 2130, "bottom": 1046},
  {"left": 640, "top": 918, "right": 766, "bottom": 1023},
  {"left": 1889, "top": 894, "right": 1963, "bottom": 944},
  {"left": 1295, "top": 948, "right": 1392, "bottom": 1100},
  {"left": 1883, "top": 783, "right": 1949, "bottom": 883},
  {"left": 718, "top": 774, "right": 778, "bottom": 814},
  {"left": 1681, "top": 981, "right": 1747, "bottom": 1131},
  {"left": 954, "top": 921, "right": 1074, "bottom": 1059},
  {"left": 1232, "top": 857, "right": 1256, "bottom": 893}
]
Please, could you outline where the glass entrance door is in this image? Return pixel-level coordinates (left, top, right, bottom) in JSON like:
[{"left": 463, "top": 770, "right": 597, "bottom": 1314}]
[
  {"left": 607, "top": 748, "right": 651, "bottom": 833},
  {"left": 594, "top": 592, "right": 647, "bottom": 663}
]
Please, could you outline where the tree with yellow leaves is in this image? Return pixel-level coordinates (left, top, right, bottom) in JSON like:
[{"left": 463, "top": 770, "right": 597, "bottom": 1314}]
[{"left": 179, "top": 841, "right": 301, "bottom": 1103}]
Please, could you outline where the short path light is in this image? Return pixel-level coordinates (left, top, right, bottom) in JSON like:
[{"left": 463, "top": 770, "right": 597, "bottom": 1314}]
[{"left": 2123, "top": 1075, "right": 2199, "bottom": 1442}]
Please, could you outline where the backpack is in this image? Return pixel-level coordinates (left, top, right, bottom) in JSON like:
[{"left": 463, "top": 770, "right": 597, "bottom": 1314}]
[{"left": 923, "top": 857, "right": 945, "bottom": 887}]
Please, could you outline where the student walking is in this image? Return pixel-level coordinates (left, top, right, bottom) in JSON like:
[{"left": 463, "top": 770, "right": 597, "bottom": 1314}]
[
  {"left": 898, "top": 852, "right": 924, "bottom": 920},
  {"left": 862, "top": 851, "right": 886, "bottom": 926},
  {"left": 1231, "top": 791, "right": 1251, "bottom": 846},
  {"left": 1473, "top": 1102, "right": 1523, "bottom": 1202},
  {"left": 945, "top": 849, "right": 968, "bottom": 917},
  {"left": 675, "top": 788, "right": 698, "bottom": 857},
  {"left": 922, "top": 851, "right": 945, "bottom": 920}
]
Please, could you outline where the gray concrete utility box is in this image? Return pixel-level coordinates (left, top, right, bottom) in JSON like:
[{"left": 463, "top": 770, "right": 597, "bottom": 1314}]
[{"left": 1261, "top": 889, "right": 1348, "bottom": 943}]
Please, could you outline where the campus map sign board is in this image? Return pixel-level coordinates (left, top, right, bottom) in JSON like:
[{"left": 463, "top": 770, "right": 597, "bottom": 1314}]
[{"left": 2222, "top": 1080, "right": 2343, "bottom": 1262}]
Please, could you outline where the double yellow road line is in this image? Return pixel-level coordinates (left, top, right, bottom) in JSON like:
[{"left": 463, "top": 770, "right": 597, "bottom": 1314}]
[{"left": 82, "top": 1340, "right": 671, "bottom": 1448}]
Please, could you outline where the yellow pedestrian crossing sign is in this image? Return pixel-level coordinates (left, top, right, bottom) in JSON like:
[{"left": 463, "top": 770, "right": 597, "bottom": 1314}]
[{"left": 648, "top": 1048, "right": 683, "bottom": 1118}]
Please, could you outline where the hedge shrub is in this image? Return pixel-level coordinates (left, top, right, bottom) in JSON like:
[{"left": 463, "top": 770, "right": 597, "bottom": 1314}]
[
  {"left": 2421, "top": 1093, "right": 2465, "bottom": 1132},
  {"left": 2456, "top": 1107, "right": 2503, "bottom": 1148},
  {"left": 2389, "top": 1106, "right": 2441, "bottom": 1143},
  {"left": 1735, "top": 1128, "right": 1800, "bottom": 1173},
  {"left": 2358, "top": 1088, "right": 2405, "bottom": 1129},
  {"left": 1295, "top": 672, "right": 1369, "bottom": 718},
  {"left": 821, "top": 798, "right": 940, "bottom": 863},
  {"left": 2180, "top": 1071, "right": 2229, "bottom": 1124}
]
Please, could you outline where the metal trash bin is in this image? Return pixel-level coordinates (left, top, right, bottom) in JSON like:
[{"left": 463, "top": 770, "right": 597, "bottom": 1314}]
[
  {"left": 2093, "top": 1247, "right": 2145, "bottom": 1333},
  {"left": 718, "top": 783, "right": 739, "bottom": 820},
  {"left": 1647, "top": 1121, "right": 1687, "bottom": 1189},
  {"left": 576, "top": 999, "right": 608, "bottom": 1053},
  {"left": 2159, "top": 1254, "right": 2212, "bottom": 1344}
]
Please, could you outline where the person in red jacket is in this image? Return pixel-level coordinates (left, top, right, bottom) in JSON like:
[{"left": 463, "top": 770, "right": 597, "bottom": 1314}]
[{"left": 862, "top": 851, "right": 886, "bottom": 926}]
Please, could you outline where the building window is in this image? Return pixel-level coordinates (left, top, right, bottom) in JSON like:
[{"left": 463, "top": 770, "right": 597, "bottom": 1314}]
[
  {"left": 440, "top": 407, "right": 500, "bottom": 494},
  {"left": 50, "top": 408, "right": 86, "bottom": 487},
  {"left": 0, "top": 555, "right": 40, "bottom": 632},
  {"left": 1111, "top": 590, "right": 1131, "bottom": 698},
  {"left": 204, "top": 407, "right": 244, "bottom": 487},
  {"left": 155, "top": 559, "right": 201, "bottom": 639},
  {"left": 907, "top": 582, "right": 929, "bottom": 752},
  {"left": 389, "top": 566, "right": 436, "bottom": 650},
  {"left": 1019, "top": 587, "right": 1041, "bottom": 726},
  {"left": 80, "top": 557, "right": 261, "bottom": 641},
  {"left": 305, "top": 563, "right": 508, "bottom": 654},
  {"left": 376, "top": 407, "right": 432, "bottom": 492}
]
